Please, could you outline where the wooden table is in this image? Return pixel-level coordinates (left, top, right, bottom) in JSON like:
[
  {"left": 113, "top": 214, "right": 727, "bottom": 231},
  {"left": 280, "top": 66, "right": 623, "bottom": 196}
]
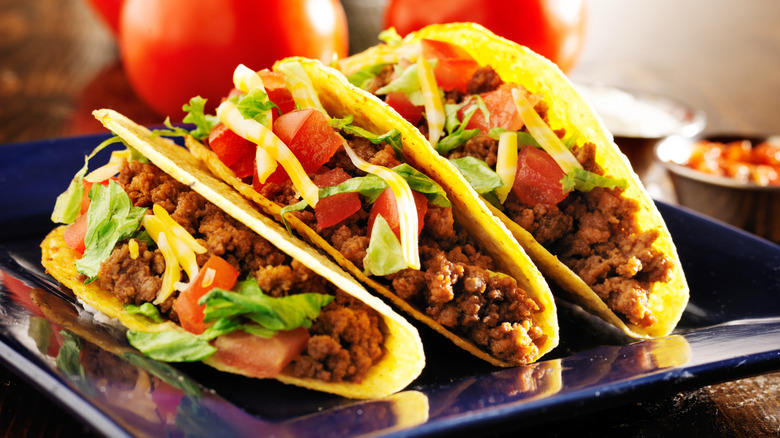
[{"left": 1, "top": 0, "right": 778, "bottom": 436}]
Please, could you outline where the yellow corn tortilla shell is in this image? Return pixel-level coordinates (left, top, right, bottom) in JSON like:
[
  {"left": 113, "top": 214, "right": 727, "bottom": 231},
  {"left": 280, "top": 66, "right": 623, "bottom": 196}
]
[
  {"left": 187, "top": 57, "right": 559, "bottom": 367},
  {"left": 344, "top": 23, "right": 689, "bottom": 338},
  {"left": 41, "top": 109, "right": 425, "bottom": 400}
]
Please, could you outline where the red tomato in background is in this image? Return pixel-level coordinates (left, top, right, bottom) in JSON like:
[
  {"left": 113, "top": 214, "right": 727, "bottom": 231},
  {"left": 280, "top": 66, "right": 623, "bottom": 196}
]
[
  {"left": 85, "top": 0, "right": 122, "bottom": 37},
  {"left": 119, "top": 0, "right": 348, "bottom": 117},
  {"left": 383, "top": 0, "right": 587, "bottom": 73}
]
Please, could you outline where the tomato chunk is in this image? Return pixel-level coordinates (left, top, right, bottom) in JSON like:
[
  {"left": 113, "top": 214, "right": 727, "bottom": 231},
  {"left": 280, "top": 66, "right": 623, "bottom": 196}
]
[
  {"left": 211, "top": 327, "right": 310, "bottom": 378},
  {"left": 385, "top": 91, "right": 424, "bottom": 125},
  {"left": 368, "top": 187, "right": 428, "bottom": 240},
  {"left": 208, "top": 123, "right": 256, "bottom": 178},
  {"left": 421, "top": 39, "right": 479, "bottom": 93},
  {"left": 174, "top": 255, "right": 239, "bottom": 335},
  {"left": 512, "top": 146, "right": 569, "bottom": 206},
  {"left": 63, "top": 213, "right": 88, "bottom": 254},
  {"left": 261, "top": 108, "right": 343, "bottom": 186},
  {"left": 313, "top": 168, "right": 361, "bottom": 230},
  {"left": 461, "top": 83, "right": 526, "bottom": 133},
  {"left": 258, "top": 70, "right": 296, "bottom": 119}
]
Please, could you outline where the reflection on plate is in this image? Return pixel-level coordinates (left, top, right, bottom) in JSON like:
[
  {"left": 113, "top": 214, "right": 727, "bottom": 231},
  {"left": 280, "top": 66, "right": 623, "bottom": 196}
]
[{"left": 0, "top": 135, "right": 779, "bottom": 437}]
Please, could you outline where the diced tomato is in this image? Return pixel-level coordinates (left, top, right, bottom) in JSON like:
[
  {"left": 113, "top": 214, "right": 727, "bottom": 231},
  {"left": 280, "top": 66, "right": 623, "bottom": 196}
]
[
  {"left": 211, "top": 327, "right": 309, "bottom": 378},
  {"left": 367, "top": 188, "right": 428, "bottom": 240},
  {"left": 313, "top": 168, "right": 361, "bottom": 230},
  {"left": 80, "top": 179, "right": 112, "bottom": 214},
  {"left": 260, "top": 108, "right": 343, "bottom": 186},
  {"left": 421, "top": 39, "right": 479, "bottom": 93},
  {"left": 385, "top": 91, "right": 424, "bottom": 125},
  {"left": 63, "top": 213, "right": 89, "bottom": 254},
  {"left": 461, "top": 83, "right": 526, "bottom": 133},
  {"left": 258, "top": 70, "right": 296, "bottom": 119},
  {"left": 208, "top": 123, "right": 256, "bottom": 178},
  {"left": 174, "top": 255, "right": 239, "bottom": 335},
  {"left": 512, "top": 146, "right": 569, "bottom": 206}
]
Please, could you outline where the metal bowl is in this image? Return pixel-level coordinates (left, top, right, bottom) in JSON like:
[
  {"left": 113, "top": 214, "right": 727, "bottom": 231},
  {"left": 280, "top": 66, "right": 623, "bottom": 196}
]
[{"left": 655, "top": 134, "right": 780, "bottom": 244}]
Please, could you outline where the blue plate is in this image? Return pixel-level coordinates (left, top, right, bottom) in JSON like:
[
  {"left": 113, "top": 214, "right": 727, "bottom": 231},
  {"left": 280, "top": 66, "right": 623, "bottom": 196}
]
[{"left": 1, "top": 134, "right": 779, "bottom": 437}]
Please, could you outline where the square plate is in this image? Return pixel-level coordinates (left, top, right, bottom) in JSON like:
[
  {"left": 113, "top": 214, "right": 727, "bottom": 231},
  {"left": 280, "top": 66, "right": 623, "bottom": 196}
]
[{"left": 1, "top": 134, "right": 779, "bottom": 437}]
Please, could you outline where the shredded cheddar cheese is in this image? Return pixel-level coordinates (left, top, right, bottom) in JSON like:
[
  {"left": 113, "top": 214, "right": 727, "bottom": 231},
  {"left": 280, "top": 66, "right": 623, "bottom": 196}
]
[
  {"left": 128, "top": 238, "right": 139, "bottom": 260},
  {"left": 495, "top": 131, "right": 518, "bottom": 203},
  {"left": 343, "top": 143, "right": 421, "bottom": 270},
  {"left": 84, "top": 149, "right": 130, "bottom": 183},
  {"left": 417, "top": 56, "right": 445, "bottom": 147},
  {"left": 511, "top": 88, "right": 582, "bottom": 174},
  {"left": 230, "top": 64, "right": 278, "bottom": 183}
]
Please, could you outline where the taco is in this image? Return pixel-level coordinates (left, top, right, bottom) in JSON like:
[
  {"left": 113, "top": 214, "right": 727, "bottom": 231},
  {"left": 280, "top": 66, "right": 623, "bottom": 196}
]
[
  {"left": 41, "top": 109, "right": 425, "bottom": 399},
  {"left": 338, "top": 23, "right": 688, "bottom": 338},
  {"left": 180, "top": 58, "right": 558, "bottom": 366}
]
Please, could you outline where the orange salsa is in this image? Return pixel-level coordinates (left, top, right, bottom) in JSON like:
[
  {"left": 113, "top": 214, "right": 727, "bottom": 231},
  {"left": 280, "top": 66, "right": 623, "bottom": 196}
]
[{"left": 686, "top": 139, "right": 780, "bottom": 186}]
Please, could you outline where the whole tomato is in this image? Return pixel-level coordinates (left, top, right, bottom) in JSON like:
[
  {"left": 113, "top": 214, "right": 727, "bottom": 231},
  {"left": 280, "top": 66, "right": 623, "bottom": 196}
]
[
  {"left": 383, "top": 0, "right": 587, "bottom": 73},
  {"left": 85, "top": 0, "right": 122, "bottom": 37},
  {"left": 119, "top": 0, "right": 349, "bottom": 117}
]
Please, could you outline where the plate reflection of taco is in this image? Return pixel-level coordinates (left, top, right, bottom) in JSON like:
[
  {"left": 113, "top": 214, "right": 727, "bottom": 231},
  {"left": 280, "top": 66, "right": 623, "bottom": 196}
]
[
  {"left": 338, "top": 23, "right": 689, "bottom": 338},
  {"left": 41, "top": 111, "right": 425, "bottom": 399},
  {"left": 182, "top": 58, "right": 559, "bottom": 366}
]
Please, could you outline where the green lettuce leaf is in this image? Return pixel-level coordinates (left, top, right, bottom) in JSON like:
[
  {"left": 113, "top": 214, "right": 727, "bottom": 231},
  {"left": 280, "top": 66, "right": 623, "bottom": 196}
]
[
  {"left": 347, "top": 63, "right": 387, "bottom": 89},
  {"left": 363, "top": 215, "right": 406, "bottom": 276},
  {"left": 561, "top": 168, "right": 629, "bottom": 193},
  {"left": 448, "top": 157, "right": 503, "bottom": 195},
  {"left": 235, "top": 89, "right": 279, "bottom": 125},
  {"left": 75, "top": 180, "right": 147, "bottom": 281},
  {"left": 200, "top": 277, "right": 334, "bottom": 334},
  {"left": 374, "top": 63, "right": 425, "bottom": 106},
  {"left": 182, "top": 96, "right": 220, "bottom": 140},
  {"left": 51, "top": 136, "right": 125, "bottom": 225},
  {"left": 125, "top": 302, "right": 164, "bottom": 323},
  {"left": 127, "top": 330, "right": 217, "bottom": 362}
]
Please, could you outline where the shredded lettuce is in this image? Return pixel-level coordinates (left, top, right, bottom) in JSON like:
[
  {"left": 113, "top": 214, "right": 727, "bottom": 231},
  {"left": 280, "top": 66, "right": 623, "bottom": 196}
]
[
  {"left": 127, "top": 276, "right": 333, "bottom": 362},
  {"left": 76, "top": 180, "right": 147, "bottom": 282},
  {"left": 51, "top": 136, "right": 125, "bottom": 225},
  {"left": 374, "top": 63, "right": 425, "bottom": 106},
  {"left": 182, "top": 96, "right": 220, "bottom": 140},
  {"left": 448, "top": 157, "right": 503, "bottom": 195},
  {"left": 561, "top": 168, "right": 629, "bottom": 193},
  {"left": 363, "top": 215, "right": 406, "bottom": 276},
  {"left": 437, "top": 103, "right": 480, "bottom": 154},
  {"left": 378, "top": 27, "right": 403, "bottom": 46},
  {"left": 235, "top": 89, "right": 279, "bottom": 125},
  {"left": 125, "top": 302, "right": 164, "bottom": 323},
  {"left": 347, "top": 63, "right": 387, "bottom": 89},
  {"left": 448, "top": 156, "right": 504, "bottom": 207},
  {"left": 330, "top": 114, "right": 404, "bottom": 159}
]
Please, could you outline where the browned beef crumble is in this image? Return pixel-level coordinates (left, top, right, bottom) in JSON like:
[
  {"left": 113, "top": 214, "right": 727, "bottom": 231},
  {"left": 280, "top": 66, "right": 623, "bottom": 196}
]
[
  {"left": 96, "top": 159, "right": 384, "bottom": 383},
  {"left": 262, "top": 135, "right": 547, "bottom": 365},
  {"left": 370, "top": 60, "right": 673, "bottom": 326},
  {"left": 441, "top": 66, "right": 673, "bottom": 327}
]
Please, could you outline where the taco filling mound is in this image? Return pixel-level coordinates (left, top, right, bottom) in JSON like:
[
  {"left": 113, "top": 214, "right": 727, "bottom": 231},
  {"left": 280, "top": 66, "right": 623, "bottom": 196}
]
[
  {"left": 181, "top": 59, "right": 558, "bottom": 366},
  {"left": 362, "top": 66, "right": 671, "bottom": 327},
  {"left": 42, "top": 111, "right": 426, "bottom": 399},
  {"left": 338, "top": 23, "right": 688, "bottom": 337},
  {"left": 104, "top": 159, "right": 385, "bottom": 382}
]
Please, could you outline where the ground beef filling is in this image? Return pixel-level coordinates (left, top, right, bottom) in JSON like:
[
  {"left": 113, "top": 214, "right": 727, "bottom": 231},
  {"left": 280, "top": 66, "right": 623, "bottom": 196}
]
[
  {"left": 445, "top": 67, "right": 673, "bottom": 327},
  {"left": 371, "top": 63, "right": 673, "bottom": 326},
  {"left": 96, "top": 159, "right": 384, "bottom": 383},
  {"left": 261, "top": 136, "right": 547, "bottom": 365}
]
